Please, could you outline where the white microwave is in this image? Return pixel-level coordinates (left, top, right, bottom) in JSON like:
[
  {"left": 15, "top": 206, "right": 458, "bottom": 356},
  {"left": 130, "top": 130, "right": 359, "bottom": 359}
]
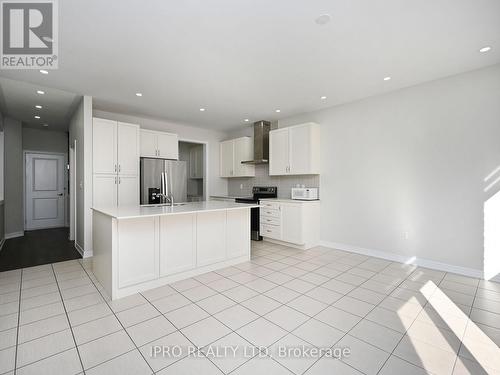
[{"left": 291, "top": 188, "right": 319, "bottom": 200}]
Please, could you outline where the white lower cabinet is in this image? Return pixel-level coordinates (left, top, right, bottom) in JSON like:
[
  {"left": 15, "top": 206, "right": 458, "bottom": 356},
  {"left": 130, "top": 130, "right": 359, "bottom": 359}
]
[
  {"left": 93, "top": 174, "right": 118, "bottom": 208},
  {"left": 196, "top": 211, "right": 227, "bottom": 266},
  {"left": 117, "top": 176, "right": 139, "bottom": 206},
  {"left": 281, "top": 204, "right": 304, "bottom": 245},
  {"left": 159, "top": 214, "right": 196, "bottom": 276},
  {"left": 260, "top": 200, "right": 320, "bottom": 249},
  {"left": 117, "top": 217, "right": 159, "bottom": 288}
]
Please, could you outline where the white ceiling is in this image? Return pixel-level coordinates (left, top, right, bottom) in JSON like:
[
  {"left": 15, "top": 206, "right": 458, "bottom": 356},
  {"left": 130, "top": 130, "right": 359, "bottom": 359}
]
[
  {"left": 0, "top": 0, "right": 499, "bottom": 131},
  {"left": 0, "top": 77, "right": 80, "bottom": 131}
]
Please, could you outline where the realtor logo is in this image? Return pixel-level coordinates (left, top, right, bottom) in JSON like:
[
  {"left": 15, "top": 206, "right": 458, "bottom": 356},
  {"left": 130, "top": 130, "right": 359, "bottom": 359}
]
[{"left": 1, "top": 0, "right": 58, "bottom": 69}]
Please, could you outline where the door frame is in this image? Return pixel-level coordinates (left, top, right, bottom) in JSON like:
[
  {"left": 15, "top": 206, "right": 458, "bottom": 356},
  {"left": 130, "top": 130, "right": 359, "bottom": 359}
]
[
  {"left": 69, "top": 140, "right": 76, "bottom": 241},
  {"left": 23, "top": 150, "right": 68, "bottom": 231}
]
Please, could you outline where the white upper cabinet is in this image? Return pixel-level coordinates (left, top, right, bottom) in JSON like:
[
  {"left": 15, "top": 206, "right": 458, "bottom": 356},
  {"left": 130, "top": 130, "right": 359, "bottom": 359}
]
[
  {"left": 117, "top": 122, "right": 140, "bottom": 176},
  {"left": 93, "top": 117, "right": 140, "bottom": 208},
  {"left": 93, "top": 118, "right": 117, "bottom": 174},
  {"left": 269, "top": 123, "right": 320, "bottom": 175},
  {"left": 140, "top": 129, "right": 179, "bottom": 159},
  {"left": 93, "top": 118, "right": 139, "bottom": 176},
  {"left": 139, "top": 130, "right": 157, "bottom": 158},
  {"left": 219, "top": 137, "right": 255, "bottom": 178},
  {"left": 268, "top": 128, "right": 289, "bottom": 175},
  {"left": 157, "top": 132, "right": 179, "bottom": 159}
]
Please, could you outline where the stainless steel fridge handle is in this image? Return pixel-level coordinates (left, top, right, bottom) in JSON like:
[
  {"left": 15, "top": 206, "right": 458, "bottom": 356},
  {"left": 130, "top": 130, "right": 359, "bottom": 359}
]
[{"left": 160, "top": 172, "right": 166, "bottom": 199}]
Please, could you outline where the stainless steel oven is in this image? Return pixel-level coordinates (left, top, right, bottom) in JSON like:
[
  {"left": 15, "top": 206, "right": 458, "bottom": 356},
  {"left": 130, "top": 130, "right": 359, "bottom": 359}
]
[{"left": 235, "top": 186, "right": 277, "bottom": 241}]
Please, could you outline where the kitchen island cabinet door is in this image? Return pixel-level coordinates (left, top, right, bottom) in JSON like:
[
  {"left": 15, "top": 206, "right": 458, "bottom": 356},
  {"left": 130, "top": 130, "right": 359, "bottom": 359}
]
[
  {"left": 159, "top": 214, "right": 196, "bottom": 276},
  {"left": 227, "top": 209, "right": 250, "bottom": 258},
  {"left": 117, "top": 217, "right": 159, "bottom": 288},
  {"left": 196, "top": 211, "right": 226, "bottom": 266}
]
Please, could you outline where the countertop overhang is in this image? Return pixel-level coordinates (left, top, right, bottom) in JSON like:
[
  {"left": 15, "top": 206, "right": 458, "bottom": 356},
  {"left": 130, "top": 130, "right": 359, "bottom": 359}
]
[{"left": 92, "top": 201, "right": 259, "bottom": 219}]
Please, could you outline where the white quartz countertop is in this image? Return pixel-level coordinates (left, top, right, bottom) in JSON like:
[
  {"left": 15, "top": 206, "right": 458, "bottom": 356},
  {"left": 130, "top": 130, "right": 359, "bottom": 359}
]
[
  {"left": 260, "top": 198, "right": 320, "bottom": 203},
  {"left": 209, "top": 195, "right": 248, "bottom": 200},
  {"left": 92, "top": 201, "right": 259, "bottom": 219}
]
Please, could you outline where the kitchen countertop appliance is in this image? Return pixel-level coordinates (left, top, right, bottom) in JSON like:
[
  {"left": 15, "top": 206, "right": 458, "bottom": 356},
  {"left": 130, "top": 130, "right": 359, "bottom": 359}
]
[
  {"left": 291, "top": 187, "right": 319, "bottom": 201},
  {"left": 235, "top": 186, "right": 277, "bottom": 240}
]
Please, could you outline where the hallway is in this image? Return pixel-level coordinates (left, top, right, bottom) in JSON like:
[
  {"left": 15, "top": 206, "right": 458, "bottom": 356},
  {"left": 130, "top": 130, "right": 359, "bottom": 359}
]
[{"left": 0, "top": 228, "right": 81, "bottom": 271}]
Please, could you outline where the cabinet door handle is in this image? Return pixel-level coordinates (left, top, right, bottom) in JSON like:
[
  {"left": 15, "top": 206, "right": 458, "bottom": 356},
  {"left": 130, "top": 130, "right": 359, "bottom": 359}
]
[
  {"left": 114, "top": 177, "right": 117, "bottom": 184},
  {"left": 118, "top": 177, "right": 121, "bottom": 184},
  {"left": 114, "top": 164, "right": 117, "bottom": 172},
  {"left": 118, "top": 164, "right": 121, "bottom": 173}
]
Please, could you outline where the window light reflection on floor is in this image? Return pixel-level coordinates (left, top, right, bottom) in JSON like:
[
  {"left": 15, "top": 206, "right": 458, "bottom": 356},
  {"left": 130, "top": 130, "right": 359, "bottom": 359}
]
[{"left": 413, "top": 281, "right": 500, "bottom": 373}]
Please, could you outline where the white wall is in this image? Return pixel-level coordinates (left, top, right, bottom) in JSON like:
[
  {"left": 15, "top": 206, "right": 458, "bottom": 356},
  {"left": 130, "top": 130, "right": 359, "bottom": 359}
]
[
  {"left": 92, "top": 110, "right": 228, "bottom": 197},
  {"left": 0, "top": 110, "right": 4, "bottom": 247},
  {"left": 4, "top": 117, "right": 23, "bottom": 237},
  {"left": 279, "top": 64, "right": 500, "bottom": 276},
  {"left": 22, "top": 127, "right": 68, "bottom": 154},
  {"left": 69, "top": 96, "right": 93, "bottom": 256}
]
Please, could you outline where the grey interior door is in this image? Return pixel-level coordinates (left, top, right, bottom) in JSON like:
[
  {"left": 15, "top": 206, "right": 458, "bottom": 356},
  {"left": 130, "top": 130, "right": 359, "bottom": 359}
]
[{"left": 25, "top": 152, "right": 66, "bottom": 230}]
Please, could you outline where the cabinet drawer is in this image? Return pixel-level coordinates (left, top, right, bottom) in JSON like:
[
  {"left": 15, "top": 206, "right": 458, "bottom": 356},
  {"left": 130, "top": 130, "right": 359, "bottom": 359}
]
[
  {"left": 260, "top": 201, "right": 280, "bottom": 211},
  {"left": 260, "top": 216, "right": 280, "bottom": 226},
  {"left": 260, "top": 208, "right": 280, "bottom": 218},
  {"left": 260, "top": 224, "right": 281, "bottom": 240}
]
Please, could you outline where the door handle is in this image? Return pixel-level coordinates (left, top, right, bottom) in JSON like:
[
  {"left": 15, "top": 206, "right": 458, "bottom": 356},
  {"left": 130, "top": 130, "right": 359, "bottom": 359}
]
[{"left": 57, "top": 193, "right": 63, "bottom": 196}]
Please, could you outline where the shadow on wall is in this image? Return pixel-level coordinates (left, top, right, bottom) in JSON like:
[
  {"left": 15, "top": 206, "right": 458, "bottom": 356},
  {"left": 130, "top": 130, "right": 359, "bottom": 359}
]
[{"left": 483, "top": 165, "right": 500, "bottom": 281}]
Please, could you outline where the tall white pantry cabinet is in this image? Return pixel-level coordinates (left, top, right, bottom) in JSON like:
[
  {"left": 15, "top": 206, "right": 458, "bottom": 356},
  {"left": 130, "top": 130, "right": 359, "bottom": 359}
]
[{"left": 93, "top": 118, "right": 140, "bottom": 208}]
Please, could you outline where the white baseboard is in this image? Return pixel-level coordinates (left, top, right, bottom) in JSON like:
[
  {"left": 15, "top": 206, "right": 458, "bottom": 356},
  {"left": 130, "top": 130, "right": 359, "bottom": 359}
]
[
  {"left": 75, "top": 242, "right": 84, "bottom": 256},
  {"left": 75, "top": 241, "right": 92, "bottom": 258},
  {"left": 320, "top": 240, "right": 498, "bottom": 281},
  {"left": 5, "top": 231, "right": 24, "bottom": 239}
]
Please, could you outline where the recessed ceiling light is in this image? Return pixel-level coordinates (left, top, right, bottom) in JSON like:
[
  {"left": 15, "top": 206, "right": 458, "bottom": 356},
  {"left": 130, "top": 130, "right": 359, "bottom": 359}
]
[
  {"left": 43, "top": 123, "right": 49, "bottom": 127},
  {"left": 244, "top": 119, "right": 250, "bottom": 122},
  {"left": 315, "top": 14, "right": 331, "bottom": 25},
  {"left": 320, "top": 96, "right": 327, "bottom": 100},
  {"left": 479, "top": 46, "right": 492, "bottom": 53},
  {"left": 34, "top": 115, "right": 40, "bottom": 119},
  {"left": 199, "top": 108, "right": 206, "bottom": 112},
  {"left": 35, "top": 105, "right": 42, "bottom": 109},
  {"left": 383, "top": 76, "right": 391, "bottom": 81},
  {"left": 275, "top": 109, "right": 281, "bottom": 113},
  {"left": 135, "top": 92, "right": 142, "bottom": 97},
  {"left": 37, "top": 90, "right": 45, "bottom": 94},
  {"left": 39, "top": 69, "right": 48, "bottom": 74}
]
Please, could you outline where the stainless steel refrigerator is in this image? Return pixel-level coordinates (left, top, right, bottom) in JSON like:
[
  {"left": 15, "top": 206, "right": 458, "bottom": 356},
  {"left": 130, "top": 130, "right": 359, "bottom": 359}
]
[{"left": 140, "top": 158, "right": 187, "bottom": 204}]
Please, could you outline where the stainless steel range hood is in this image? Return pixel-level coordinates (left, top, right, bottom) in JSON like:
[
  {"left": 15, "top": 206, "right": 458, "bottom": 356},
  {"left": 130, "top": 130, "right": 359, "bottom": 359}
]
[{"left": 241, "top": 121, "right": 271, "bottom": 164}]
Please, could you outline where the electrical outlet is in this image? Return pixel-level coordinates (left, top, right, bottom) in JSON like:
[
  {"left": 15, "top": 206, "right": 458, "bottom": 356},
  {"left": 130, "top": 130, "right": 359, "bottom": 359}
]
[{"left": 240, "top": 184, "right": 243, "bottom": 190}]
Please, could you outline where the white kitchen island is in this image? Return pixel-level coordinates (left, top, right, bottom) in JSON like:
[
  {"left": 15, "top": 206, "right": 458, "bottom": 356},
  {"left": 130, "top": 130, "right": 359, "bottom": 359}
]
[{"left": 92, "top": 201, "right": 257, "bottom": 300}]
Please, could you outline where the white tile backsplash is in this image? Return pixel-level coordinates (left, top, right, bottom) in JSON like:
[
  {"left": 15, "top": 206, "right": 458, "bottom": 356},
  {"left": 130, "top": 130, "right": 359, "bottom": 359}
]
[{"left": 227, "top": 164, "right": 320, "bottom": 198}]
